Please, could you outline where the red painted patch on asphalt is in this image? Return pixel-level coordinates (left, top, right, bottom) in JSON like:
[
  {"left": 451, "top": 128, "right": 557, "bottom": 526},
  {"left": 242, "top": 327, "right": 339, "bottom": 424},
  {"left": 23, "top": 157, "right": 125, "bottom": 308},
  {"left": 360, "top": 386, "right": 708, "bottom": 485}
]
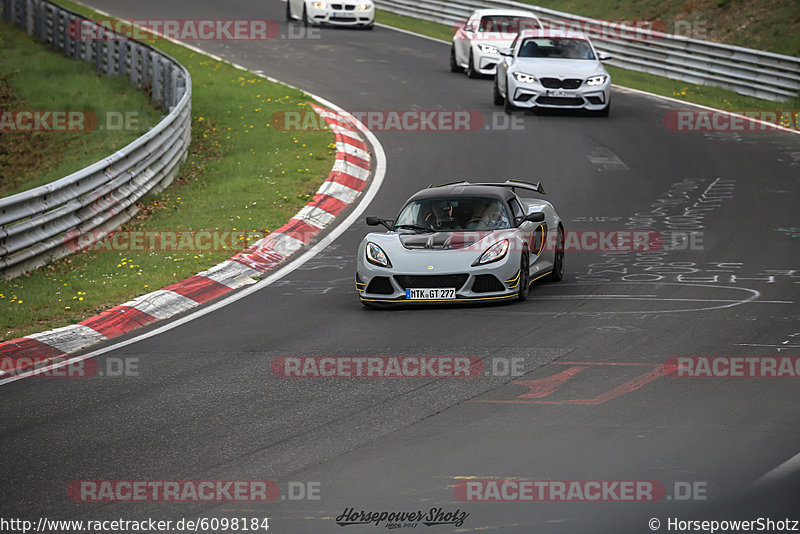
[{"left": 474, "top": 362, "right": 670, "bottom": 406}]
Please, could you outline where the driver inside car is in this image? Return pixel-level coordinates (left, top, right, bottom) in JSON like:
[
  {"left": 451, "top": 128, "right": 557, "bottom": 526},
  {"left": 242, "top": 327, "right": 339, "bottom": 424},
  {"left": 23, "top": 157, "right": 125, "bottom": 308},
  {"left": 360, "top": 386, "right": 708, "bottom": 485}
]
[
  {"left": 420, "top": 202, "right": 463, "bottom": 230},
  {"left": 466, "top": 202, "right": 511, "bottom": 230}
]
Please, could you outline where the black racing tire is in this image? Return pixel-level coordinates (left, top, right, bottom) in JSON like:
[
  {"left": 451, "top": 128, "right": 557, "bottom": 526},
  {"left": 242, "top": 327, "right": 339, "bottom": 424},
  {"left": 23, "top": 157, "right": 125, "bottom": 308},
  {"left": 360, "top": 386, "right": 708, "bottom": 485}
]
[
  {"left": 545, "top": 227, "right": 565, "bottom": 282},
  {"left": 467, "top": 51, "right": 479, "bottom": 78},
  {"left": 450, "top": 46, "right": 461, "bottom": 72},
  {"left": 493, "top": 76, "right": 504, "bottom": 105},
  {"left": 302, "top": 5, "right": 309, "bottom": 27},
  {"left": 504, "top": 85, "right": 516, "bottom": 114},
  {"left": 286, "top": 0, "right": 292, "bottom": 21},
  {"left": 517, "top": 249, "right": 530, "bottom": 301}
]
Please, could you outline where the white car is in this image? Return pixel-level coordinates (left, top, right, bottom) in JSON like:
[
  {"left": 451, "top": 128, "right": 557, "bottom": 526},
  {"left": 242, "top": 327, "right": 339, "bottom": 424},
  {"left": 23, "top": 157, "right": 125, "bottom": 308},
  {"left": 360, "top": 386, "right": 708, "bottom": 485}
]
[
  {"left": 494, "top": 30, "right": 612, "bottom": 115},
  {"left": 451, "top": 9, "right": 542, "bottom": 78},
  {"left": 286, "top": 0, "right": 374, "bottom": 30}
]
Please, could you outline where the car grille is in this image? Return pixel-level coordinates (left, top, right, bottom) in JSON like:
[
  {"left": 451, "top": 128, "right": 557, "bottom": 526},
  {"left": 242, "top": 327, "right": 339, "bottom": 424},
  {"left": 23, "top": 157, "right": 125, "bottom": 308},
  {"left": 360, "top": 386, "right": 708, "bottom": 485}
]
[
  {"left": 331, "top": 4, "right": 356, "bottom": 9},
  {"left": 366, "top": 277, "right": 394, "bottom": 294},
  {"left": 536, "top": 96, "right": 585, "bottom": 106},
  {"left": 586, "top": 96, "right": 604, "bottom": 105},
  {"left": 394, "top": 274, "right": 469, "bottom": 290},
  {"left": 540, "top": 78, "right": 582, "bottom": 89},
  {"left": 472, "top": 274, "right": 506, "bottom": 293}
]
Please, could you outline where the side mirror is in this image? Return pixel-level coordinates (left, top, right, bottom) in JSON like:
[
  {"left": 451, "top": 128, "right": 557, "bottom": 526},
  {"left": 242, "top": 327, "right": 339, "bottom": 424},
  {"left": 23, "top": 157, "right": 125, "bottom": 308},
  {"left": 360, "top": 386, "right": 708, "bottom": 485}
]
[
  {"left": 499, "top": 47, "right": 513, "bottom": 57},
  {"left": 524, "top": 212, "right": 545, "bottom": 223},
  {"left": 598, "top": 52, "right": 612, "bottom": 61},
  {"left": 366, "top": 216, "right": 394, "bottom": 230}
]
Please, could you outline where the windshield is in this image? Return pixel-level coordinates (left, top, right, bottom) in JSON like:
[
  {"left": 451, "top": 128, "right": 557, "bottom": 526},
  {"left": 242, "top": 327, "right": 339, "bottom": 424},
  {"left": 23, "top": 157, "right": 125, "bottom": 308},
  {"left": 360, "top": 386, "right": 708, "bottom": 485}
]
[
  {"left": 478, "top": 16, "right": 540, "bottom": 33},
  {"left": 518, "top": 37, "right": 596, "bottom": 59},
  {"left": 395, "top": 197, "right": 512, "bottom": 232}
]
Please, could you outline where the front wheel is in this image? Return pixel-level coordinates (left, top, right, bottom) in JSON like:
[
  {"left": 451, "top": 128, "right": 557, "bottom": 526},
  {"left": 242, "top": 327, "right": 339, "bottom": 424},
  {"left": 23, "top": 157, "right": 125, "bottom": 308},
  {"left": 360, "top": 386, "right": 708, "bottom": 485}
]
[
  {"left": 594, "top": 102, "right": 611, "bottom": 117},
  {"left": 450, "top": 46, "right": 461, "bottom": 72},
  {"left": 504, "top": 85, "right": 516, "bottom": 114},
  {"left": 285, "top": 1, "right": 292, "bottom": 21},
  {"left": 467, "top": 51, "right": 479, "bottom": 78},
  {"left": 493, "top": 77, "right": 504, "bottom": 105},
  {"left": 517, "top": 250, "right": 530, "bottom": 301},
  {"left": 545, "top": 227, "right": 565, "bottom": 282},
  {"left": 302, "top": 5, "right": 309, "bottom": 27}
]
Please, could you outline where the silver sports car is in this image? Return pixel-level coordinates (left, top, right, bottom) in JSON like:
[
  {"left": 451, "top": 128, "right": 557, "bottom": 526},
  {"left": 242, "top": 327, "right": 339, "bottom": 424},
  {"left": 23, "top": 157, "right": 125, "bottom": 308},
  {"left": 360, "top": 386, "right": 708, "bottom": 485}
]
[
  {"left": 356, "top": 180, "right": 564, "bottom": 306},
  {"left": 494, "top": 29, "right": 612, "bottom": 115}
]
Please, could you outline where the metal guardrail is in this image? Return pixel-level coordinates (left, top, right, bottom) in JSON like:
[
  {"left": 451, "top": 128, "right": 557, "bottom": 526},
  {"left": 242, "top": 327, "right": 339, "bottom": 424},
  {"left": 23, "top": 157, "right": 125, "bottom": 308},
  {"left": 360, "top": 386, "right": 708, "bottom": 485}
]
[
  {"left": 0, "top": 0, "right": 191, "bottom": 279},
  {"left": 375, "top": 0, "right": 800, "bottom": 102}
]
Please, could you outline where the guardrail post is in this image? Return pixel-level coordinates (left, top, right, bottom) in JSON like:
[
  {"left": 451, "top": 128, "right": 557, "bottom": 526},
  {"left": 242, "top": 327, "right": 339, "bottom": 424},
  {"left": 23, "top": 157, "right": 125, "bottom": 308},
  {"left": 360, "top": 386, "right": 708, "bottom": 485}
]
[
  {"left": 33, "top": 0, "right": 44, "bottom": 40},
  {"left": 129, "top": 41, "right": 140, "bottom": 87},
  {"left": 119, "top": 39, "right": 128, "bottom": 77}
]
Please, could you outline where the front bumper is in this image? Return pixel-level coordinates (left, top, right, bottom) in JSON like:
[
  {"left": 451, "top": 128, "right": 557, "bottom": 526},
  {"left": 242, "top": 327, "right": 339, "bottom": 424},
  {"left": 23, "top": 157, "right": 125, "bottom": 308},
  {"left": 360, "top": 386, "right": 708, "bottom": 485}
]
[
  {"left": 307, "top": 4, "right": 374, "bottom": 26},
  {"left": 356, "top": 255, "right": 521, "bottom": 304},
  {"left": 507, "top": 78, "right": 611, "bottom": 110}
]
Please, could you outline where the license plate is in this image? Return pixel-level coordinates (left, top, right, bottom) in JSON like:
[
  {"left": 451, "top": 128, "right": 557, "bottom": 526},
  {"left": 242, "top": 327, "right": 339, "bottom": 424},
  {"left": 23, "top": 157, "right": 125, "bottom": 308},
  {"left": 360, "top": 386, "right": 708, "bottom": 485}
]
[
  {"left": 332, "top": 11, "right": 341, "bottom": 17},
  {"left": 405, "top": 288, "right": 456, "bottom": 300},
  {"left": 549, "top": 90, "right": 577, "bottom": 98}
]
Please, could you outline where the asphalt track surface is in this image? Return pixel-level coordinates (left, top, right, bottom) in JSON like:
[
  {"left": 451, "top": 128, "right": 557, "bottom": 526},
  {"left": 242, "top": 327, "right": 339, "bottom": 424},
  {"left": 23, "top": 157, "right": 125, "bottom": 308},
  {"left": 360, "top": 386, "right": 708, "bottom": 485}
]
[{"left": 2, "top": 1, "right": 800, "bottom": 532}]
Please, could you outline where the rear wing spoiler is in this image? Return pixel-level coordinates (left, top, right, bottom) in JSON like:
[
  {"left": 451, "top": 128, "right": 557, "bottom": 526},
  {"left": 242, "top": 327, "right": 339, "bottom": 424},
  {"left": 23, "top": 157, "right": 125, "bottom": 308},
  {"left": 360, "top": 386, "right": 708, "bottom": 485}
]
[{"left": 429, "top": 179, "right": 545, "bottom": 195}]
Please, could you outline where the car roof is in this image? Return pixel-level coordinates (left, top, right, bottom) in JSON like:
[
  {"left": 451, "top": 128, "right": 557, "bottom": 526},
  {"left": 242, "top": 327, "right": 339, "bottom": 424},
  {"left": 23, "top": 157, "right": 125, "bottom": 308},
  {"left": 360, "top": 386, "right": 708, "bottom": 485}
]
[
  {"left": 406, "top": 184, "right": 516, "bottom": 203},
  {"left": 471, "top": 9, "right": 540, "bottom": 18}
]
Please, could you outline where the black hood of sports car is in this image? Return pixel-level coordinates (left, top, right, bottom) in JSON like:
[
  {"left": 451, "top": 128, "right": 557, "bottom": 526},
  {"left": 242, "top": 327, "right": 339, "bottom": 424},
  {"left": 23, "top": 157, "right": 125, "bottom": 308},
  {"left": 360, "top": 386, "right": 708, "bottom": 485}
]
[{"left": 399, "top": 231, "right": 493, "bottom": 250}]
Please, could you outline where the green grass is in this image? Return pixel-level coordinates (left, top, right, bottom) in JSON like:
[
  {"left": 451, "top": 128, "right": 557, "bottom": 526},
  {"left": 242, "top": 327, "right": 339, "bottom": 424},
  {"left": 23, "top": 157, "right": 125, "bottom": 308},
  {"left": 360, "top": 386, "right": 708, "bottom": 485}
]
[
  {"left": 375, "top": 9, "right": 799, "bottom": 112},
  {"left": 0, "top": 19, "right": 163, "bottom": 196},
  {"left": 0, "top": 2, "right": 336, "bottom": 341}
]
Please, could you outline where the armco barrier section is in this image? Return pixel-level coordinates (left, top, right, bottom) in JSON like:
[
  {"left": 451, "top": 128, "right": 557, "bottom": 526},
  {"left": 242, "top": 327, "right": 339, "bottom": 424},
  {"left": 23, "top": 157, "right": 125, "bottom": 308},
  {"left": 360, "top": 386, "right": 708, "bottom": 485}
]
[
  {"left": 0, "top": 0, "right": 191, "bottom": 279},
  {"left": 374, "top": 0, "right": 800, "bottom": 102}
]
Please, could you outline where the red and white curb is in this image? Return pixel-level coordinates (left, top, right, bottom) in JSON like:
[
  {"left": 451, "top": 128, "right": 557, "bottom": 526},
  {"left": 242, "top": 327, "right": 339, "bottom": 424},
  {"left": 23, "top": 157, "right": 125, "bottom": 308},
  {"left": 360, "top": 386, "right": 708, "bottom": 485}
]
[{"left": 0, "top": 104, "right": 371, "bottom": 377}]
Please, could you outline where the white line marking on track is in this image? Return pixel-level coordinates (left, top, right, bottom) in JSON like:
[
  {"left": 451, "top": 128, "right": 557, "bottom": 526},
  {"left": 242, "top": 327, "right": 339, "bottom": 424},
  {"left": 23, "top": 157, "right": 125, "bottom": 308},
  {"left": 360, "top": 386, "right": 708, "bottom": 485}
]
[{"left": 749, "top": 452, "right": 800, "bottom": 491}]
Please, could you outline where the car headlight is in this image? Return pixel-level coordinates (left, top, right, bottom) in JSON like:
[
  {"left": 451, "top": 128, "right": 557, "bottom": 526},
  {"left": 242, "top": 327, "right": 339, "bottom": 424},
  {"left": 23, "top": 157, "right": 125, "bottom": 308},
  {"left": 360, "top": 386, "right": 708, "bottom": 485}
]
[
  {"left": 477, "top": 43, "right": 499, "bottom": 55},
  {"left": 475, "top": 240, "right": 509, "bottom": 265},
  {"left": 512, "top": 72, "right": 537, "bottom": 84},
  {"left": 357, "top": 2, "right": 372, "bottom": 10},
  {"left": 366, "top": 242, "right": 391, "bottom": 267},
  {"left": 312, "top": 1, "right": 327, "bottom": 9},
  {"left": 586, "top": 75, "right": 607, "bottom": 86}
]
